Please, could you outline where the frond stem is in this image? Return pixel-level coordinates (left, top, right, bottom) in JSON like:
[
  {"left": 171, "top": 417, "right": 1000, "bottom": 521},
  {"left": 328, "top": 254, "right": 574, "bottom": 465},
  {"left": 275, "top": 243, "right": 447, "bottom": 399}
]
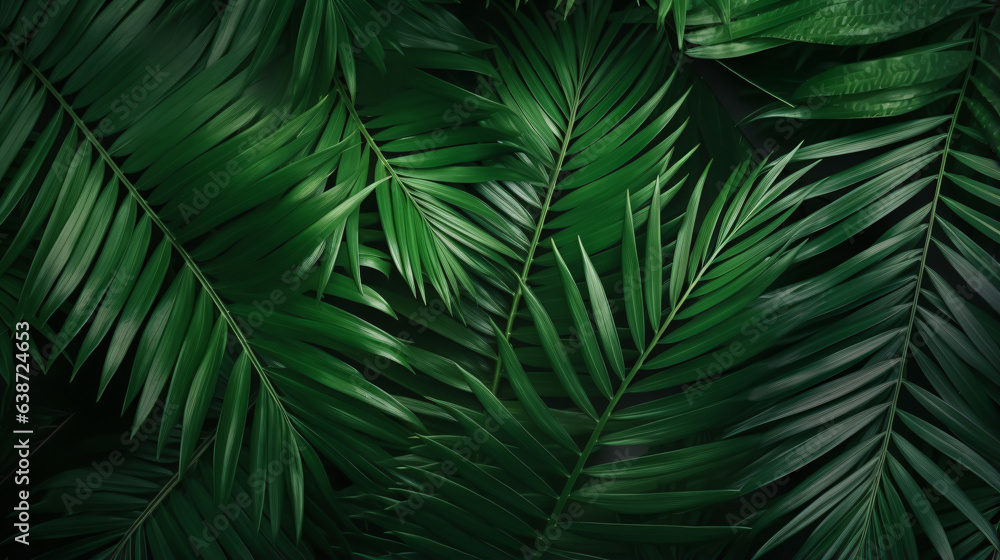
[
  {"left": 13, "top": 48, "right": 285, "bottom": 416},
  {"left": 545, "top": 249, "right": 719, "bottom": 532},
  {"left": 490, "top": 80, "right": 585, "bottom": 394},
  {"left": 855, "top": 21, "right": 980, "bottom": 551},
  {"left": 13, "top": 45, "right": 298, "bottom": 546},
  {"left": 335, "top": 81, "right": 454, "bottom": 300}
]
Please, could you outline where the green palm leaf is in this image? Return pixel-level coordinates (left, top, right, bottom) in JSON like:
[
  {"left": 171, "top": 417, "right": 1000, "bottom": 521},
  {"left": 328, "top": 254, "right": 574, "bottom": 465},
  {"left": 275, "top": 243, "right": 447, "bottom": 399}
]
[
  {"left": 707, "top": 17, "right": 1000, "bottom": 560},
  {"left": 4, "top": 1, "right": 998, "bottom": 559}
]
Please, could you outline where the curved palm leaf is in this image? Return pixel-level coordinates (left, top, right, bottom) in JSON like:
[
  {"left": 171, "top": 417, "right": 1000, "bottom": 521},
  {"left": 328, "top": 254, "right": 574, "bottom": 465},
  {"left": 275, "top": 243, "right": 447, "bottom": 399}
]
[
  {"left": 706, "top": 16, "right": 1000, "bottom": 560},
  {"left": 4, "top": 0, "right": 999, "bottom": 558},
  {"left": 479, "top": 3, "right": 700, "bottom": 397},
  {"left": 350, "top": 149, "right": 850, "bottom": 558},
  {"left": 29, "top": 426, "right": 348, "bottom": 559},
  {"left": 0, "top": 0, "right": 484, "bottom": 550}
]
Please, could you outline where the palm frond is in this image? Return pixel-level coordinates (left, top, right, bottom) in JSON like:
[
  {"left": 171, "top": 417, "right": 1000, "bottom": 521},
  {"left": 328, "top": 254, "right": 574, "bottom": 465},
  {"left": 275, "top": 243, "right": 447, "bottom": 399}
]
[
  {"left": 703, "top": 16, "right": 1000, "bottom": 559},
  {"left": 3, "top": 1, "right": 999, "bottom": 559}
]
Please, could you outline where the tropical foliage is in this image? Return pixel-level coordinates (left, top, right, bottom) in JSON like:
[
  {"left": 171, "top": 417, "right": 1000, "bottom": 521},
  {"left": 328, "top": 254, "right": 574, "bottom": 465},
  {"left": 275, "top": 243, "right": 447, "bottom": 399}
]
[{"left": 1, "top": 0, "right": 998, "bottom": 558}]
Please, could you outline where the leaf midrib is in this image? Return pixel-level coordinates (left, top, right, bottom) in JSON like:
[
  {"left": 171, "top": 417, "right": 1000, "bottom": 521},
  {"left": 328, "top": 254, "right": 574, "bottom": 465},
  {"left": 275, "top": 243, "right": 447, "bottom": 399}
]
[
  {"left": 13, "top": 46, "right": 295, "bottom": 550},
  {"left": 335, "top": 80, "right": 471, "bottom": 301},
  {"left": 489, "top": 76, "right": 586, "bottom": 394},
  {"left": 336, "top": 81, "right": 436, "bottom": 228},
  {"left": 113, "top": 429, "right": 217, "bottom": 554},
  {"left": 854, "top": 22, "right": 981, "bottom": 552},
  {"left": 544, "top": 244, "right": 723, "bottom": 533}
]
